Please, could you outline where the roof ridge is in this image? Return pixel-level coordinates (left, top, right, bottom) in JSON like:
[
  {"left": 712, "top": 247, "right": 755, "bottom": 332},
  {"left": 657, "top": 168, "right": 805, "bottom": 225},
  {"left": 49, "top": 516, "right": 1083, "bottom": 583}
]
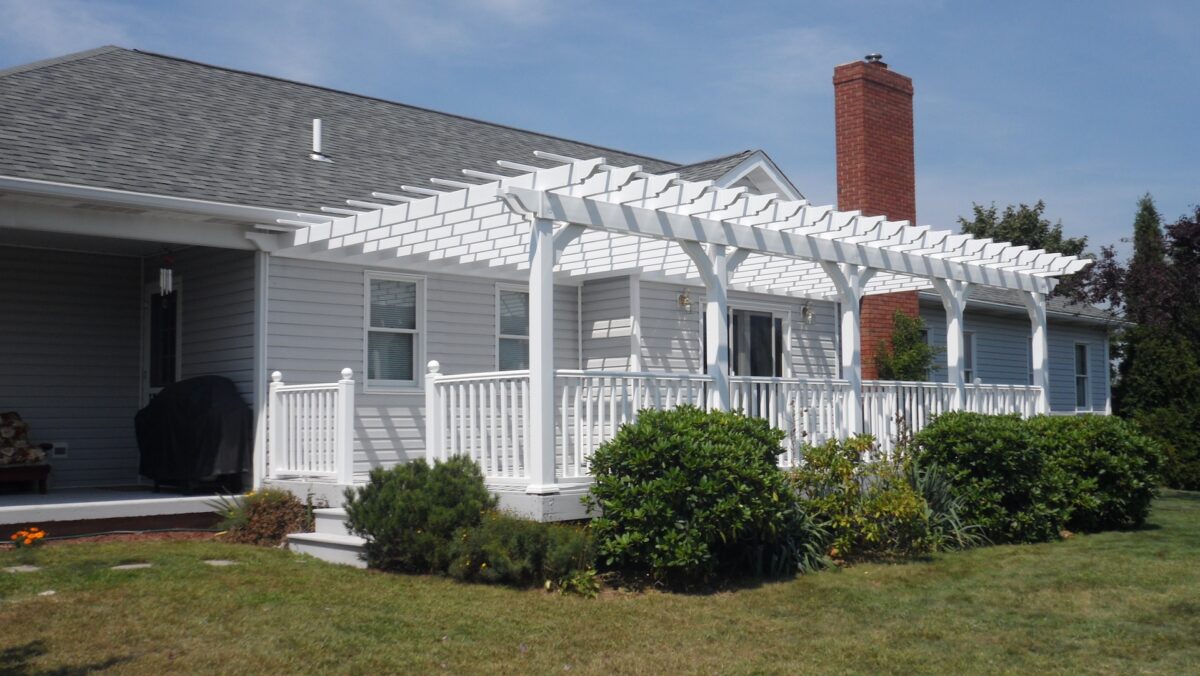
[
  {"left": 126, "top": 48, "right": 681, "bottom": 170},
  {"left": 0, "top": 45, "right": 126, "bottom": 79},
  {"left": 672, "top": 149, "right": 755, "bottom": 171}
]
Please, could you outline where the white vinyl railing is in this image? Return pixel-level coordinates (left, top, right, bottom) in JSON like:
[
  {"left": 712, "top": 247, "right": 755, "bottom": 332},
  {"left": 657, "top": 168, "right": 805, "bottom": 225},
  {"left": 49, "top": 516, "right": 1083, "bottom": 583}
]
[
  {"left": 267, "top": 369, "right": 355, "bottom": 483},
  {"left": 425, "top": 365, "right": 531, "bottom": 481},
  {"left": 863, "top": 380, "right": 1043, "bottom": 456},
  {"left": 729, "top": 376, "right": 855, "bottom": 466},
  {"left": 554, "top": 370, "right": 713, "bottom": 478},
  {"left": 423, "top": 365, "right": 1045, "bottom": 482},
  {"left": 965, "top": 382, "right": 1042, "bottom": 419}
]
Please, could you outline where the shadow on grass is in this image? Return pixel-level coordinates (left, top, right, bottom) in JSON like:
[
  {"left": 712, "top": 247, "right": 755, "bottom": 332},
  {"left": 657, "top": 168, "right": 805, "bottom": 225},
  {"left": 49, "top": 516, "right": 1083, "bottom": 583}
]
[{"left": 0, "top": 640, "right": 132, "bottom": 676}]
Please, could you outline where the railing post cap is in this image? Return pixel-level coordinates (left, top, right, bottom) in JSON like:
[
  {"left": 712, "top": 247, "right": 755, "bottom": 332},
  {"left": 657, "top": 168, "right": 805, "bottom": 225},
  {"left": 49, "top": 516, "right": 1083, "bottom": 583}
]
[
  {"left": 427, "top": 360, "right": 441, "bottom": 374},
  {"left": 341, "top": 367, "right": 354, "bottom": 380},
  {"left": 271, "top": 371, "right": 282, "bottom": 382}
]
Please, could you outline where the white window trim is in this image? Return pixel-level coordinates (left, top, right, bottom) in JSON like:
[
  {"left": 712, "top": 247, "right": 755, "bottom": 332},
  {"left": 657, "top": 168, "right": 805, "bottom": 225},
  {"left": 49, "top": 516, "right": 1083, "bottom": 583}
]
[
  {"left": 697, "top": 294, "right": 795, "bottom": 378},
  {"left": 363, "top": 271, "right": 425, "bottom": 392},
  {"left": 495, "top": 283, "right": 530, "bottom": 372},
  {"left": 963, "top": 331, "right": 977, "bottom": 383},
  {"left": 1074, "top": 342, "right": 1091, "bottom": 411}
]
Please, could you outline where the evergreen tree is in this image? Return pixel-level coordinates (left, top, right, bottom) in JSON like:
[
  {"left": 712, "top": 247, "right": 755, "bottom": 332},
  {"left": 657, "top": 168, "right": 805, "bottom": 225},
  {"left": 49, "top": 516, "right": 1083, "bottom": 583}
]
[
  {"left": 1123, "top": 195, "right": 1171, "bottom": 327},
  {"left": 875, "top": 310, "right": 940, "bottom": 381},
  {"left": 1100, "top": 196, "right": 1200, "bottom": 490}
]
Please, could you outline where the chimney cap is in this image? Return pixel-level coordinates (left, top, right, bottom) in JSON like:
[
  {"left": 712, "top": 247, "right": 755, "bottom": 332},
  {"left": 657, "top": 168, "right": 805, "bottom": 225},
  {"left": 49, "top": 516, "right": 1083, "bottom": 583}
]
[{"left": 864, "top": 53, "right": 884, "bottom": 64}]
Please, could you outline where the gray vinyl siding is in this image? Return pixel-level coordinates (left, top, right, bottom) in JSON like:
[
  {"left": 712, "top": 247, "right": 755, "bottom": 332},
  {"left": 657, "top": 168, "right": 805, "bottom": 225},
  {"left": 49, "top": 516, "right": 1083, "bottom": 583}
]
[
  {"left": 0, "top": 246, "right": 141, "bottom": 487},
  {"left": 919, "top": 299, "right": 1110, "bottom": 412},
  {"left": 581, "top": 277, "right": 633, "bottom": 370},
  {"left": 171, "top": 248, "right": 256, "bottom": 401},
  {"left": 266, "top": 257, "right": 579, "bottom": 469},
  {"left": 639, "top": 280, "right": 839, "bottom": 378}
]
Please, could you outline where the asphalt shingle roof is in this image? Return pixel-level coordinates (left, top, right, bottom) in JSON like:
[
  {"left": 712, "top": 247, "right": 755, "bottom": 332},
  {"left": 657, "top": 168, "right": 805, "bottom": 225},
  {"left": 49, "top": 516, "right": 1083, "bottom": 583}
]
[
  {"left": 922, "top": 286, "right": 1119, "bottom": 322},
  {"left": 0, "top": 47, "right": 681, "bottom": 212},
  {"left": 672, "top": 150, "right": 755, "bottom": 182}
]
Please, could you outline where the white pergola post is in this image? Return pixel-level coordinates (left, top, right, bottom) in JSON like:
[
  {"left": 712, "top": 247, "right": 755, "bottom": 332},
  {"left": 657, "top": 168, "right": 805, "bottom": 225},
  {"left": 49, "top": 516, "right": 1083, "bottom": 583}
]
[
  {"left": 527, "top": 216, "right": 558, "bottom": 494},
  {"left": 679, "top": 242, "right": 750, "bottom": 411},
  {"left": 1020, "top": 290, "right": 1051, "bottom": 414},
  {"left": 931, "top": 279, "right": 972, "bottom": 410},
  {"left": 820, "top": 261, "right": 876, "bottom": 434}
]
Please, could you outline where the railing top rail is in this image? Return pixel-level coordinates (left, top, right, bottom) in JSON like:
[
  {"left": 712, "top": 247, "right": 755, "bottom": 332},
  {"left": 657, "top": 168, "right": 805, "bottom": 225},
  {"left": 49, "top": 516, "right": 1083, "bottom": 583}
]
[
  {"left": 435, "top": 370, "right": 531, "bottom": 383},
  {"left": 862, "top": 379, "right": 957, "bottom": 389},
  {"left": 730, "top": 375, "right": 851, "bottom": 386},
  {"left": 963, "top": 383, "right": 1043, "bottom": 392},
  {"left": 275, "top": 382, "right": 342, "bottom": 393},
  {"left": 554, "top": 369, "right": 714, "bottom": 380}
]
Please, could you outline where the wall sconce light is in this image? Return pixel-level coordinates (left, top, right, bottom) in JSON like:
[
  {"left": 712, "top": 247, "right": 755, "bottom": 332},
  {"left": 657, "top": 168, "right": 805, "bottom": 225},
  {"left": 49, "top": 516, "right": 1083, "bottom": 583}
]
[
  {"left": 800, "top": 302, "right": 814, "bottom": 324},
  {"left": 678, "top": 289, "right": 694, "bottom": 313}
]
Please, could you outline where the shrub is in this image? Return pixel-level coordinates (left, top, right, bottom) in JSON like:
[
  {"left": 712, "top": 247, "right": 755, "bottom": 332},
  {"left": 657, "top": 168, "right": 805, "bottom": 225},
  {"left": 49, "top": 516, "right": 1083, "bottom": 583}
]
[
  {"left": 912, "top": 412, "right": 1071, "bottom": 543},
  {"left": 1027, "top": 415, "right": 1162, "bottom": 531},
  {"left": 789, "top": 436, "right": 939, "bottom": 559},
  {"left": 343, "top": 457, "right": 496, "bottom": 572},
  {"left": 448, "top": 512, "right": 596, "bottom": 593},
  {"left": 216, "top": 489, "right": 317, "bottom": 546},
  {"left": 586, "top": 406, "right": 812, "bottom": 587}
]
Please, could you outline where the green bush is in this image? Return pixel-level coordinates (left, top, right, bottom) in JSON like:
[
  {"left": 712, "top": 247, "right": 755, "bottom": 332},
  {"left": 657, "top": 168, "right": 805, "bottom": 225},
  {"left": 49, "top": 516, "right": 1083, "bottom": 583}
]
[
  {"left": 586, "top": 406, "right": 816, "bottom": 587},
  {"left": 1026, "top": 415, "right": 1162, "bottom": 531},
  {"left": 448, "top": 512, "right": 596, "bottom": 593},
  {"left": 343, "top": 457, "right": 496, "bottom": 572},
  {"left": 214, "top": 489, "right": 317, "bottom": 547},
  {"left": 912, "top": 412, "right": 1071, "bottom": 543},
  {"left": 789, "top": 436, "right": 941, "bottom": 559}
]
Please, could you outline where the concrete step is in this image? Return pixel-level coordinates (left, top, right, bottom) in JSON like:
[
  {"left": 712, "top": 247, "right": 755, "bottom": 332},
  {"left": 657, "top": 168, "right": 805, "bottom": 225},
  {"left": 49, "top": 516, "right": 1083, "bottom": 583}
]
[
  {"left": 287, "top": 531, "right": 367, "bottom": 568},
  {"left": 313, "top": 507, "right": 352, "bottom": 536}
]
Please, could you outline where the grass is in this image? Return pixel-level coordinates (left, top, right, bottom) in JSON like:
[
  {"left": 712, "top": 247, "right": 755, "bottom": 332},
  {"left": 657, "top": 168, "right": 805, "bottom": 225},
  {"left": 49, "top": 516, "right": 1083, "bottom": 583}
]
[{"left": 3, "top": 492, "right": 1199, "bottom": 675}]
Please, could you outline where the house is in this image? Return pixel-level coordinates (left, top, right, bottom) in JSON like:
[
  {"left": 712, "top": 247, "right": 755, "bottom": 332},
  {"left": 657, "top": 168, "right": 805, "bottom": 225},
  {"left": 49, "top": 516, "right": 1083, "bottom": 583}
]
[{"left": 0, "top": 47, "right": 1114, "bottom": 533}]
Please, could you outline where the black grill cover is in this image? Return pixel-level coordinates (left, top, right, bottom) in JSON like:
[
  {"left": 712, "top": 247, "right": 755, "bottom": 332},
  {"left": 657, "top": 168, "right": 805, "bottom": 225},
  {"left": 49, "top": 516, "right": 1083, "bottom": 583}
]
[{"left": 135, "top": 376, "right": 252, "bottom": 483}]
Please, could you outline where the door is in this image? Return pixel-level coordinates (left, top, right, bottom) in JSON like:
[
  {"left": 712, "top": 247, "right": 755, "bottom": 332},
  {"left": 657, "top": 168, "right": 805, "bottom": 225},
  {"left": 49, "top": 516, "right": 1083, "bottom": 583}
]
[
  {"left": 142, "top": 281, "right": 182, "bottom": 404},
  {"left": 731, "top": 309, "right": 783, "bottom": 378}
]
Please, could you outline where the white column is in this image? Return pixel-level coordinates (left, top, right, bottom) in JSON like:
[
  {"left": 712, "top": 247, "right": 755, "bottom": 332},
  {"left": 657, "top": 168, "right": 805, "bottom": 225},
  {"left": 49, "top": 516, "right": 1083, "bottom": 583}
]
[
  {"left": 335, "top": 368, "right": 356, "bottom": 485},
  {"left": 705, "top": 244, "right": 731, "bottom": 411},
  {"left": 424, "top": 360, "right": 442, "bottom": 464},
  {"left": 931, "top": 279, "right": 972, "bottom": 410},
  {"left": 527, "top": 217, "right": 558, "bottom": 494},
  {"left": 1020, "top": 291, "right": 1050, "bottom": 414},
  {"left": 820, "top": 261, "right": 876, "bottom": 435},
  {"left": 267, "top": 371, "right": 283, "bottom": 480}
]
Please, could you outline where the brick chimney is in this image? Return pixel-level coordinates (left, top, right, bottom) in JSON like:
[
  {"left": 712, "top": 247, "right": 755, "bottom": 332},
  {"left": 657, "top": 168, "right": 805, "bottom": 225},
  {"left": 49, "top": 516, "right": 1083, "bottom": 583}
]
[{"left": 833, "top": 54, "right": 919, "bottom": 379}]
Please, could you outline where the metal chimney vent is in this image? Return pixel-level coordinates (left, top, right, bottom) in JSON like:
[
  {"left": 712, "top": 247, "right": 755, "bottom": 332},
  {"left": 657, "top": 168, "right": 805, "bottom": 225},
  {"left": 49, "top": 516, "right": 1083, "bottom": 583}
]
[
  {"left": 864, "top": 53, "right": 884, "bottom": 64},
  {"left": 311, "top": 118, "right": 332, "bottom": 162}
]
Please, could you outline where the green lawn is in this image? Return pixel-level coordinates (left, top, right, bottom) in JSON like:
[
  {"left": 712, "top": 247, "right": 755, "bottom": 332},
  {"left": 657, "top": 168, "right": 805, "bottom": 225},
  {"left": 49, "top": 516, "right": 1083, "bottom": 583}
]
[{"left": 3, "top": 492, "right": 1199, "bottom": 675}]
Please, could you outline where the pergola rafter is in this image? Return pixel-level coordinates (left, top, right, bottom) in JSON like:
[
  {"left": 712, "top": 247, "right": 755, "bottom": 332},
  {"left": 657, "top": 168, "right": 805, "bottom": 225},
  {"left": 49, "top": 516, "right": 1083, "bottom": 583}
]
[{"left": 271, "top": 153, "right": 1086, "bottom": 301}]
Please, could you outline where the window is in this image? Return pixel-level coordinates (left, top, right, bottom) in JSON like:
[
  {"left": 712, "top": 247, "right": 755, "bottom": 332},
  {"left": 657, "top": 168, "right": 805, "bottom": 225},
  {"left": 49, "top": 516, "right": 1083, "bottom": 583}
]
[
  {"left": 1075, "top": 343, "right": 1090, "bottom": 409},
  {"left": 497, "top": 288, "right": 530, "bottom": 370},
  {"left": 366, "top": 275, "right": 421, "bottom": 386},
  {"left": 963, "top": 331, "right": 976, "bottom": 383}
]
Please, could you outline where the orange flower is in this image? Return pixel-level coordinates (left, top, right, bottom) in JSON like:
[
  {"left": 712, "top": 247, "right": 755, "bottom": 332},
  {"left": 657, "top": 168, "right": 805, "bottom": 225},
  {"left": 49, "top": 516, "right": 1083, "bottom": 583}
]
[
  {"left": 8, "top": 533, "right": 17, "bottom": 541},
  {"left": 23, "top": 538, "right": 32, "bottom": 546}
]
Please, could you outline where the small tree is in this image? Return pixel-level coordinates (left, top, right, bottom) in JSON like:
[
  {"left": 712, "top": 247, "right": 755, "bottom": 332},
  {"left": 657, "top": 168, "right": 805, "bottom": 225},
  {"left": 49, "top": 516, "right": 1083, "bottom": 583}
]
[
  {"left": 959, "top": 200, "right": 1091, "bottom": 297},
  {"left": 875, "top": 310, "right": 940, "bottom": 381}
]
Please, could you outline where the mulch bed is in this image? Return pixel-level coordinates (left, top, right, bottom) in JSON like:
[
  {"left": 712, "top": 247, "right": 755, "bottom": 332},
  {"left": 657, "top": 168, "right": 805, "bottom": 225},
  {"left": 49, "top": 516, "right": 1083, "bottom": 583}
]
[{"left": 3, "top": 530, "right": 218, "bottom": 550}]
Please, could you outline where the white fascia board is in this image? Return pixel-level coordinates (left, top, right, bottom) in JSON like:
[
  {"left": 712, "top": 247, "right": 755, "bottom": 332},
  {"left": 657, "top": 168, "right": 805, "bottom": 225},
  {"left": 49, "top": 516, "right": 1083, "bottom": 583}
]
[
  {"left": 0, "top": 175, "right": 322, "bottom": 226},
  {"left": 714, "top": 151, "right": 805, "bottom": 201},
  {"left": 916, "top": 291, "right": 1127, "bottom": 326},
  {"left": 514, "top": 187, "right": 1054, "bottom": 295}
]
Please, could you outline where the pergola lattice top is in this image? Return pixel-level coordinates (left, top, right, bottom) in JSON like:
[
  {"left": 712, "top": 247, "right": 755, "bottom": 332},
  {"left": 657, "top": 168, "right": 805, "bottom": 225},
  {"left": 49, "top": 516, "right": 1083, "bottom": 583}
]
[{"left": 272, "top": 152, "right": 1090, "bottom": 297}]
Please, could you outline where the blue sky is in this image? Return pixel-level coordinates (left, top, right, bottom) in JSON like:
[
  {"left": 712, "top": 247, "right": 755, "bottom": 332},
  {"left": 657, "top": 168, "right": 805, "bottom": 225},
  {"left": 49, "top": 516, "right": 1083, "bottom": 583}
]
[{"left": 1, "top": 0, "right": 1196, "bottom": 255}]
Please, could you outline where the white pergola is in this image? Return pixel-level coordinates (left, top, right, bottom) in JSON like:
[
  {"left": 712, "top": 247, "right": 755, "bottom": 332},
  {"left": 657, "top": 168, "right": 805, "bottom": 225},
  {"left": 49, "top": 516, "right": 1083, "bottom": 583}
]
[{"left": 261, "top": 152, "right": 1089, "bottom": 493}]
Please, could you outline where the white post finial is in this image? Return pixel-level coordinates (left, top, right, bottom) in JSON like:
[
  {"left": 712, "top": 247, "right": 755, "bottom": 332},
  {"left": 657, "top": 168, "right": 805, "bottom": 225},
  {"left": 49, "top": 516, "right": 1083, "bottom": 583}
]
[
  {"left": 271, "top": 371, "right": 282, "bottom": 383},
  {"left": 427, "top": 360, "right": 441, "bottom": 374},
  {"left": 340, "top": 367, "right": 353, "bottom": 381}
]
